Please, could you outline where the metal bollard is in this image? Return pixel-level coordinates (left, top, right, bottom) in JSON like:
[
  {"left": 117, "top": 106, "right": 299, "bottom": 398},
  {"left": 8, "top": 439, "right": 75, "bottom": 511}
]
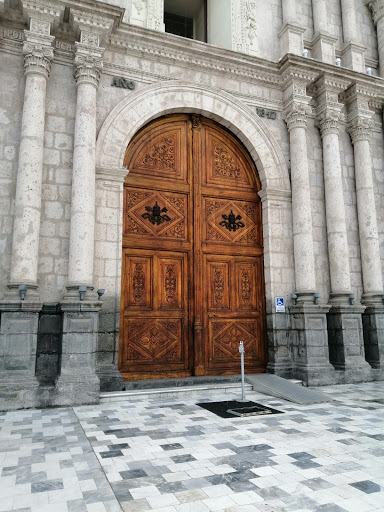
[{"left": 239, "top": 341, "right": 246, "bottom": 401}]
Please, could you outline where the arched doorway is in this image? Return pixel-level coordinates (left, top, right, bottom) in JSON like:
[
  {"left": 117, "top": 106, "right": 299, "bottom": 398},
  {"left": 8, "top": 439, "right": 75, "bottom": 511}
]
[{"left": 118, "top": 114, "right": 267, "bottom": 380}]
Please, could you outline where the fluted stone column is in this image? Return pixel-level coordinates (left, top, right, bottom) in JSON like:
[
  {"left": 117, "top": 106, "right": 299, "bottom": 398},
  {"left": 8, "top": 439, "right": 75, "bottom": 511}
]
[
  {"left": 341, "top": 0, "right": 366, "bottom": 72},
  {"left": 364, "top": 0, "right": 384, "bottom": 76},
  {"left": 312, "top": 0, "right": 337, "bottom": 64},
  {"left": 283, "top": 75, "right": 335, "bottom": 385},
  {"left": 346, "top": 84, "right": 384, "bottom": 371},
  {"left": 279, "top": 0, "right": 305, "bottom": 57},
  {"left": 0, "top": 7, "right": 62, "bottom": 410},
  {"left": 316, "top": 76, "right": 370, "bottom": 379}
]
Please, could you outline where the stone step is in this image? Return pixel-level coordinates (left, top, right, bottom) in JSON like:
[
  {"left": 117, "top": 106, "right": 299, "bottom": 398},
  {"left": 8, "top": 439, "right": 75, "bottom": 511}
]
[{"left": 100, "top": 382, "right": 253, "bottom": 403}]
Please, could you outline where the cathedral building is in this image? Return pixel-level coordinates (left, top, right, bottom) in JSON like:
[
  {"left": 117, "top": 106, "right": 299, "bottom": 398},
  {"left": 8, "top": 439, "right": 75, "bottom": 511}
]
[{"left": 1, "top": 0, "right": 384, "bottom": 410}]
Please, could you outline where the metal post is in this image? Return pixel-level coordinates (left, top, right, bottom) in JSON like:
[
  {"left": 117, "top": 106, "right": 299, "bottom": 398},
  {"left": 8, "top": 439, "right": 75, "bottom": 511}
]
[{"left": 239, "top": 340, "right": 245, "bottom": 401}]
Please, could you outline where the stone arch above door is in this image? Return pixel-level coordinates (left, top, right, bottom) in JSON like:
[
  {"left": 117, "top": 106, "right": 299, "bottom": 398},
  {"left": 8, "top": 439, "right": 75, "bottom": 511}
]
[{"left": 96, "top": 81, "right": 290, "bottom": 194}]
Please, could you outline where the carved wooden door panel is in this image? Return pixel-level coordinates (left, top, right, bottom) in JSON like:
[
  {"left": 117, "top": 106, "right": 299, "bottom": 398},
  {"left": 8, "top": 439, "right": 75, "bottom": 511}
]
[
  {"left": 120, "top": 115, "right": 266, "bottom": 380},
  {"left": 119, "top": 116, "right": 193, "bottom": 379},
  {"left": 194, "top": 118, "right": 266, "bottom": 374}
]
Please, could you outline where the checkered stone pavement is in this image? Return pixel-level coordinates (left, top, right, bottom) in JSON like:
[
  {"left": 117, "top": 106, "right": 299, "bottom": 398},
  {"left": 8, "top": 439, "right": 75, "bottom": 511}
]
[{"left": 1, "top": 382, "right": 384, "bottom": 511}]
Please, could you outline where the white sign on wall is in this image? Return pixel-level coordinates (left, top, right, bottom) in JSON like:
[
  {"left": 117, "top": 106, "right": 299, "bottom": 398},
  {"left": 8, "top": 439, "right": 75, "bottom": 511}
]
[{"left": 275, "top": 297, "right": 285, "bottom": 313}]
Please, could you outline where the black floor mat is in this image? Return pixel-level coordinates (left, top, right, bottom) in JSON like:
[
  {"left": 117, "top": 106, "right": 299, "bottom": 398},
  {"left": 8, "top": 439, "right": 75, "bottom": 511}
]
[{"left": 197, "top": 400, "right": 283, "bottom": 418}]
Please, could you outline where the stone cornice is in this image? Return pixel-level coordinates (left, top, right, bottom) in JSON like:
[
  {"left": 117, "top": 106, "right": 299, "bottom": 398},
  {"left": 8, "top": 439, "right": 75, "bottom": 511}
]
[
  {"left": 110, "top": 25, "right": 282, "bottom": 87},
  {"left": 21, "top": 0, "right": 63, "bottom": 22}
]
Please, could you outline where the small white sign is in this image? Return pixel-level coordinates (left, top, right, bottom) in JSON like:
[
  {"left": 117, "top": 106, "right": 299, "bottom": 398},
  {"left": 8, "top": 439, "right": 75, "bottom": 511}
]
[{"left": 276, "top": 297, "right": 285, "bottom": 312}]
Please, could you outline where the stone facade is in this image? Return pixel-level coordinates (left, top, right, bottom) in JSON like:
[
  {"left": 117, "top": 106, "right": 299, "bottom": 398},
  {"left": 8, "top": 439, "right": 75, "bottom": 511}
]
[{"left": 1, "top": 0, "right": 384, "bottom": 410}]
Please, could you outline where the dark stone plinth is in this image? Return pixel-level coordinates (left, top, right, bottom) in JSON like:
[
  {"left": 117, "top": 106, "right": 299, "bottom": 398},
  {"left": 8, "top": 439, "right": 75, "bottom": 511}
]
[
  {"left": 290, "top": 304, "right": 336, "bottom": 386},
  {"left": 327, "top": 304, "right": 371, "bottom": 381},
  {"left": 363, "top": 305, "right": 384, "bottom": 369},
  {"left": 97, "top": 364, "right": 124, "bottom": 392},
  {"left": 53, "top": 301, "right": 102, "bottom": 406},
  {"left": 265, "top": 312, "right": 292, "bottom": 379},
  {"left": 36, "top": 304, "right": 62, "bottom": 385},
  {"left": 0, "top": 302, "right": 42, "bottom": 411}
]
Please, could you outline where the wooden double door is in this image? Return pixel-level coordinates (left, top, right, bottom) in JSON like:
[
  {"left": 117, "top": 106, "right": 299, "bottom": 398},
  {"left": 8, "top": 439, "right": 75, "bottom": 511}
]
[{"left": 119, "top": 114, "right": 266, "bottom": 380}]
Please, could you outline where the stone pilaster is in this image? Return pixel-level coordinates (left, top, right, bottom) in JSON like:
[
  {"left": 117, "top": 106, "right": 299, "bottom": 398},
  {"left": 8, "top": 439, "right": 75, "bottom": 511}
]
[
  {"left": 312, "top": 0, "right": 337, "bottom": 64},
  {"left": 346, "top": 83, "right": 384, "bottom": 371},
  {"left": 341, "top": 0, "right": 366, "bottom": 72},
  {"left": 314, "top": 75, "right": 370, "bottom": 378},
  {"left": 279, "top": 0, "right": 305, "bottom": 57},
  {"left": 364, "top": 0, "right": 384, "bottom": 77},
  {"left": 283, "top": 71, "right": 335, "bottom": 384}
]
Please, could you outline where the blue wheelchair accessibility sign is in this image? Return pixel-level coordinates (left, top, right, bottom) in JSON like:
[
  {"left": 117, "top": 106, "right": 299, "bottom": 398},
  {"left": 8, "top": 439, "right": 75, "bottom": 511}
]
[{"left": 276, "top": 297, "right": 285, "bottom": 312}]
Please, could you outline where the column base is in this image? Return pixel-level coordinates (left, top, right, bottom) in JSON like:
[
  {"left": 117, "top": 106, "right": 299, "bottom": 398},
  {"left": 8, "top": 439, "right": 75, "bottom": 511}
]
[
  {"left": 55, "top": 301, "right": 102, "bottom": 406},
  {"left": 362, "top": 304, "right": 384, "bottom": 369},
  {"left": 290, "top": 304, "right": 336, "bottom": 386},
  {"left": 327, "top": 304, "right": 371, "bottom": 376},
  {"left": 0, "top": 377, "right": 40, "bottom": 411},
  {"left": 54, "top": 374, "right": 100, "bottom": 407},
  {"left": 0, "top": 303, "right": 42, "bottom": 411},
  {"left": 5, "top": 283, "right": 40, "bottom": 301},
  {"left": 97, "top": 364, "right": 124, "bottom": 392}
]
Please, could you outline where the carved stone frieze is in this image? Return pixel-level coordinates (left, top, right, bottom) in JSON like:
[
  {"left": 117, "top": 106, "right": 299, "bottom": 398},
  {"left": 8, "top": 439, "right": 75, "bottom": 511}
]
[
  {"left": 147, "top": 0, "right": 164, "bottom": 31},
  {"left": 347, "top": 116, "right": 374, "bottom": 144},
  {"left": 232, "top": 1, "right": 258, "bottom": 55},
  {"left": 74, "top": 43, "right": 104, "bottom": 88},
  {"left": 23, "top": 31, "right": 54, "bottom": 78},
  {"left": 29, "top": 18, "right": 50, "bottom": 35}
]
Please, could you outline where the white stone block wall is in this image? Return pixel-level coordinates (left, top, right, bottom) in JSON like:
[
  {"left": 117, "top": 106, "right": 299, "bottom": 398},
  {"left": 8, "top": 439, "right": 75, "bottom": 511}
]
[
  {"left": 38, "top": 62, "right": 76, "bottom": 303},
  {"left": 0, "top": 51, "right": 24, "bottom": 299}
]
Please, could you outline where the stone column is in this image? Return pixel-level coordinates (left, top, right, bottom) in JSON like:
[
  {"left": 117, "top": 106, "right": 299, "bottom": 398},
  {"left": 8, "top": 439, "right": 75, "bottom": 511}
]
[
  {"left": 283, "top": 74, "right": 335, "bottom": 385},
  {"left": 315, "top": 76, "right": 370, "bottom": 380},
  {"left": 8, "top": 26, "right": 54, "bottom": 298},
  {"left": 279, "top": 0, "right": 306, "bottom": 57},
  {"left": 346, "top": 83, "right": 384, "bottom": 371},
  {"left": 312, "top": 0, "right": 337, "bottom": 64},
  {"left": 0, "top": 4, "right": 63, "bottom": 411},
  {"left": 341, "top": 0, "right": 366, "bottom": 72},
  {"left": 365, "top": 0, "right": 384, "bottom": 77},
  {"left": 56, "top": 20, "right": 109, "bottom": 406}
]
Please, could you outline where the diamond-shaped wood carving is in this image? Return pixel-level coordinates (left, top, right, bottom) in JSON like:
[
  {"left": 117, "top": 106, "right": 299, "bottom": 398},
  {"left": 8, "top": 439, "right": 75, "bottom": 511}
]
[
  {"left": 126, "top": 319, "right": 182, "bottom": 363},
  {"left": 125, "top": 189, "right": 187, "bottom": 239},
  {"left": 210, "top": 320, "right": 258, "bottom": 360},
  {"left": 205, "top": 199, "right": 258, "bottom": 243}
]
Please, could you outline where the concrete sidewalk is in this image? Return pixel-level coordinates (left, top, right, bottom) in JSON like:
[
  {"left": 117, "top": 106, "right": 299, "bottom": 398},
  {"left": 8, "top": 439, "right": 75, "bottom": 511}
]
[{"left": 0, "top": 382, "right": 384, "bottom": 512}]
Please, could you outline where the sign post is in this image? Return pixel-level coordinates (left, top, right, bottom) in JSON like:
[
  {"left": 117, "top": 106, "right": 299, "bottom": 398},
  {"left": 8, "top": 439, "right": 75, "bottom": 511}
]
[{"left": 239, "top": 341, "right": 246, "bottom": 402}]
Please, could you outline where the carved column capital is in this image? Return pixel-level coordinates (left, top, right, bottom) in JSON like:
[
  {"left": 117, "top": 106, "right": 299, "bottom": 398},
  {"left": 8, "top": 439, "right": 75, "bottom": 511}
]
[
  {"left": 364, "top": 0, "right": 384, "bottom": 25},
  {"left": 316, "top": 108, "right": 343, "bottom": 137},
  {"left": 347, "top": 116, "right": 374, "bottom": 144},
  {"left": 23, "top": 31, "right": 54, "bottom": 79},
  {"left": 283, "top": 102, "right": 312, "bottom": 131},
  {"left": 74, "top": 43, "right": 104, "bottom": 88}
]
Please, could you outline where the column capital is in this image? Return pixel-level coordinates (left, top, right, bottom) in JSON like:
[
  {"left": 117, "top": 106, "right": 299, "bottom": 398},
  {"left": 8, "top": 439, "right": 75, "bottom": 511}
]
[
  {"left": 283, "top": 101, "right": 312, "bottom": 131},
  {"left": 364, "top": 0, "right": 384, "bottom": 25},
  {"left": 23, "top": 31, "right": 54, "bottom": 79},
  {"left": 347, "top": 116, "right": 374, "bottom": 144},
  {"left": 316, "top": 108, "right": 343, "bottom": 137},
  {"left": 74, "top": 43, "right": 104, "bottom": 89}
]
